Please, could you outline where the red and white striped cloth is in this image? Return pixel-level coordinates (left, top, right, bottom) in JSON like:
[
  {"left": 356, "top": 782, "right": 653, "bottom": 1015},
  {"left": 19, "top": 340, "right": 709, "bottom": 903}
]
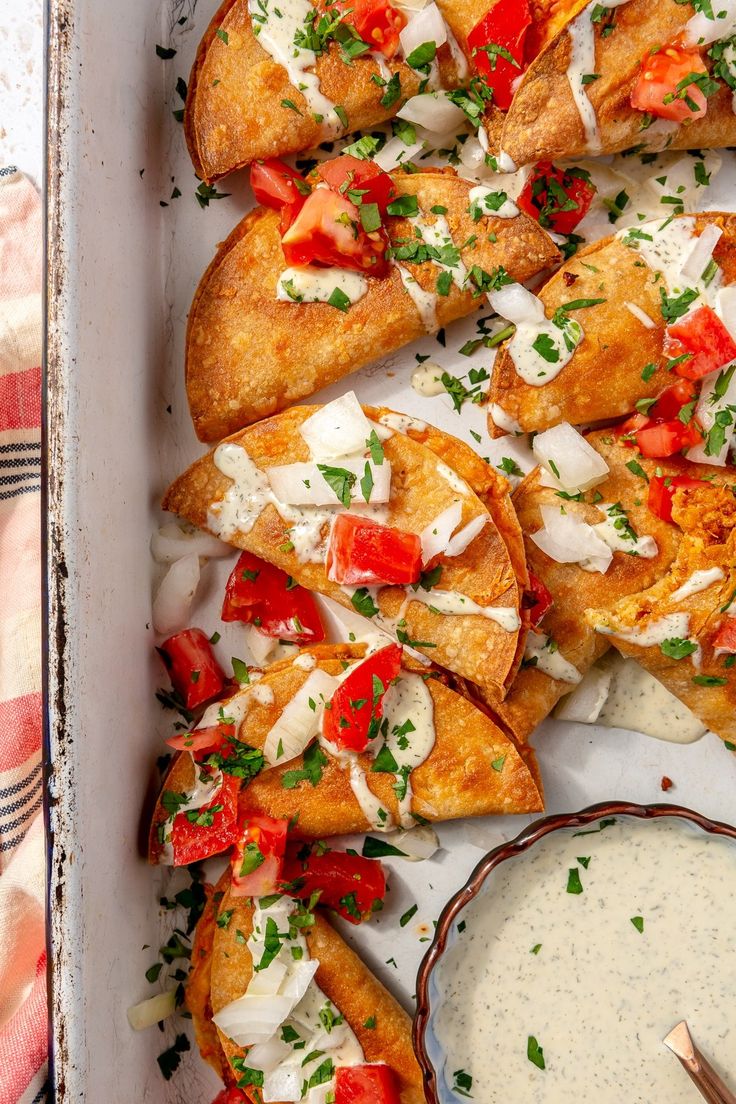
[{"left": 0, "top": 167, "right": 47, "bottom": 1103}]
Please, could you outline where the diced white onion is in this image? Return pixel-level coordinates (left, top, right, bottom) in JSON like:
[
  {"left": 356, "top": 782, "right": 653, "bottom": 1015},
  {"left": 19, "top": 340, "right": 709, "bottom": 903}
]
[
  {"left": 531, "top": 505, "right": 613, "bottom": 575},
  {"left": 281, "top": 959, "right": 320, "bottom": 1003},
  {"left": 681, "top": 224, "right": 723, "bottom": 283},
  {"left": 152, "top": 552, "right": 200, "bottom": 635},
  {"left": 399, "top": 3, "right": 447, "bottom": 58},
  {"left": 127, "top": 990, "right": 178, "bottom": 1030},
  {"left": 397, "top": 92, "right": 465, "bottom": 135},
  {"left": 263, "top": 1065, "right": 303, "bottom": 1103},
  {"left": 300, "top": 393, "right": 373, "bottom": 460},
  {"left": 533, "top": 423, "right": 610, "bottom": 492},
  {"left": 420, "top": 501, "right": 462, "bottom": 564},
  {"left": 247, "top": 958, "right": 289, "bottom": 996},
  {"left": 683, "top": 0, "right": 736, "bottom": 46},
  {"left": 150, "top": 522, "right": 233, "bottom": 564},
  {"left": 445, "top": 515, "right": 487, "bottom": 558},
  {"left": 267, "top": 459, "right": 392, "bottom": 506},
  {"left": 213, "top": 994, "right": 295, "bottom": 1046},
  {"left": 624, "top": 301, "right": 656, "bottom": 330},
  {"left": 381, "top": 824, "right": 440, "bottom": 860},
  {"left": 488, "top": 283, "right": 545, "bottom": 325},
  {"left": 373, "top": 136, "right": 424, "bottom": 172},
  {"left": 245, "top": 624, "right": 279, "bottom": 666},
  {"left": 716, "top": 286, "right": 736, "bottom": 340},
  {"left": 263, "top": 669, "right": 338, "bottom": 766},
  {"left": 246, "top": 1037, "right": 293, "bottom": 1075},
  {"left": 554, "top": 665, "right": 613, "bottom": 724}
]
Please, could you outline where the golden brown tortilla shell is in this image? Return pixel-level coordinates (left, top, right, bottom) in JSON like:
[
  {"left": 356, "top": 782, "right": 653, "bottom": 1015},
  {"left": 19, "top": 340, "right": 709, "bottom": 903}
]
[
  {"left": 499, "top": 0, "right": 736, "bottom": 166},
  {"left": 488, "top": 213, "right": 736, "bottom": 437},
  {"left": 493, "top": 431, "right": 731, "bottom": 743},
  {"left": 186, "top": 169, "right": 559, "bottom": 441},
  {"left": 208, "top": 886, "right": 425, "bottom": 1103},
  {"left": 587, "top": 483, "right": 736, "bottom": 743},
  {"left": 186, "top": 0, "right": 485, "bottom": 182},
  {"left": 187, "top": 880, "right": 233, "bottom": 1084},
  {"left": 149, "top": 644, "right": 543, "bottom": 859},
  {"left": 163, "top": 405, "right": 525, "bottom": 697}
]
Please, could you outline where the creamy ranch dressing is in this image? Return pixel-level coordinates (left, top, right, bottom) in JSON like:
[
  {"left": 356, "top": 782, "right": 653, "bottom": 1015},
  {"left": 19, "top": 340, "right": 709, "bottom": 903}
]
[
  {"left": 378, "top": 411, "right": 428, "bottom": 434},
  {"left": 591, "top": 503, "right": 658, "bottom": 559},
  {"left": 595, "top": 653, "right": 707, "bottom": 743},
  {"left": 408, "top": 587, "right": 521, "bottom": 632},
  {"left": 597, "top": 611, "right": 691, "bottom": 647},
  {"left": 671, "top": 566, "right": 726, "bottom": 603},
  {"left": 565, "top": 0, "right": 634, "bottom": 151},
  {"left": 248, "top": 0, "right": 342, "bottom": 136},
  {"left": 618, "top": 217, "right": 724, "bottom": 305},
  {"left": 507, "top": 316, "right": 581, "bottom": 386},
  {"left": 411, "top": 361, "right": 446, "bottom": 396},
  {"left": 433, "top": 817, "right": 736, "bottom": 1103},
  {"left": 393, "top": 260, "right": 438, "bottom": 331},
  {"left": 524, "top": 631, "right": 582, "bottom": 684},
  {"left": 468, "top": 186, "right": 519, "bottom": 220},
  {"left": 277, "top": 266, "right": 368, "bottom": 307},
  {"left": 410, "top": 211, "right": 468, "bottom": 290}
]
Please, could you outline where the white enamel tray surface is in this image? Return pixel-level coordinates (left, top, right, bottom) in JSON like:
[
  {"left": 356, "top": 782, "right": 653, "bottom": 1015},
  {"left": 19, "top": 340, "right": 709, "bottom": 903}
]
[{"left": 45, "top": 1, "right": 736, "bottom": 1099}]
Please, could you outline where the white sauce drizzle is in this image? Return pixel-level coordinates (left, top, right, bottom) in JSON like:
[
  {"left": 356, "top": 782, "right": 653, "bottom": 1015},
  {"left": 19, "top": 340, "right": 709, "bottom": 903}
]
[
  {"left": 507, "top": 317, "right": 581, "bottom": 386},
  {"left": 591, "top": 503, "right": 658, "bottom": 560},
  {"left": 407, "top": 587, "right": 521, "bottom": 632},
  {"left": 595, "top": 653, "right": 707, "bottom": 744},
  {"left": 566, "top": 11, "right": 601, "bottom": 152},
  {"left": 617, "top": 216, "right": 723, "bottom": 305},
  {"left": 671, "top": 567, "right": 726, "bottom": 603},
  {"left": 293, "top": 652, "right": 317, "bottom": 671},
  {"left": 277, "top": 266, "right": 368, "bottom": 307},
  {"left": 524, "top": 630, "right": 582, "bottom": 684},
  {"left": 410, "top": 212, "right": 468, "bottom": 289},
  {"left": 411, "top": 361, "right": 446, "bottom": 396},
  {"left": 468, "top": 185, "right": 519, "bottom": 220},
  {"left": 378, "top": 411, "right": 428, "bottom": 434},
  {"left": 598, "top": 612, "right": 691, "bottom": 647},
  {"left": 248, "top": 0, "right": 342, "bottom": 137},
  {"left": 435, "top": 460, "right": 471, "bottom": 496},
  {"left": 489, "top": 403, "right": 523, "bottom": 434},
  {"left": 393, "top": 260, "right": 437, "bottom": 331}
]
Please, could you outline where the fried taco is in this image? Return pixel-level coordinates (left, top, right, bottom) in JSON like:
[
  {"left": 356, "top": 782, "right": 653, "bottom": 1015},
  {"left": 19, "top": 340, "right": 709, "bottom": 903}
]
[
  {"left": 185, "top": 0, "right": 480, "bottom": 182},
  {"left": 149, "top": 640, "right": 544, "bottom": 865},
  {"left": 488, "top": 212, "right": 736, "bottom": 439},
  {"left": 492, "top": 426, "right": 730, "bottom": 742},
  {"left": 186, "top": 157, "right": 558, "bottom": 441},
  {"left": 476, "top": 0, "right": 736, "bottom": 167},
  {"left": 587, "top": 481, "right": 736, "bottom": 744},
  {"left": 163, "top": 396, "right": 528, "bottom": 700},
  {"left": 188, "top": 873, "right": 424, "bottom": 1102}
]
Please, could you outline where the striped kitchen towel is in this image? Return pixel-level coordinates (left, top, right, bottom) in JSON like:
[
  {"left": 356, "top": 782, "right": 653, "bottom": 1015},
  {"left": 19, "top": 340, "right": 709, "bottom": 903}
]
[{"left": 0, "top": 168, "right": 47, "bottom": 1103}]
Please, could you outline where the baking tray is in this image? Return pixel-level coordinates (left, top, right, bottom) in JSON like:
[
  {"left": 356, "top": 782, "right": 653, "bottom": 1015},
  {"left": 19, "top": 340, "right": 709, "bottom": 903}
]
[{"left": 44, "top": 1, "right": 736, "bottom": 1099}]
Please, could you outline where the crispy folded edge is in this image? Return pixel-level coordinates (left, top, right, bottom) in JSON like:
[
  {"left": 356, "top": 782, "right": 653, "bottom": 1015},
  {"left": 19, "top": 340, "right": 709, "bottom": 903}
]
[
  {"left": 149, "top": 642, "right": 544, "bottom": 860},
  {"left": 497, "top": 0, "right": 736, "bottom": 165},
  {"left": 208, "top": 883, "right": 425, "bottom": 1103},
  {"left": 492, "top": 434, "right": 732, "bottom": 743},
  {"left": 586, "top": 483, "right": 736, "bottom": 743},
  {"left": 185, "top": 170, "right": 560, "bottom": 441},
  {"left": 488, "top": 212, "right": 736, "bottom": 438},
  {"left": 163, "top": 404, "right": 525, "bottom": 697},
  {"left": 187, "top": 878, "right": 233, "bottom": 1084}
]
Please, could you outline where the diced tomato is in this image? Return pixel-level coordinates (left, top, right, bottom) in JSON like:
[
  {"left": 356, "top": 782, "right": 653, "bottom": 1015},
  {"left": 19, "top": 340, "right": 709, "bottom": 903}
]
[
  {"left": 316, "top": 0, "right": 406, "bottom": 59},
  {"left": 525, "top": 572, "right": 553, "bottom": 628},
  {"left": 326, "top": 514, "right": 422, "bottom": 586},
  {"left": 647, "top": 474, "right": 707, "bottom": 522},
  {"left": 251, "top": 159, "right": 309, "bottom": 211},
  {"left": 467, "top": 0, "right": 532, "bottom": 112},
  {"left": 211, "top": 1090, "right": 250, "bottom": 1104},
  {"left": 335, "top": 1064, "right": 401, "bottom": 1104},
  {"left": 317, "top": 154, "right": 396, "bottom": 215},
  {"left": 636, "top": 420, "right": 692, "bottom": 458},
  {"left": 231, "top": 814, "right": 289, "bottom": 897},
  {"left": 281, "top": 187, "right": 389, "bottom": 275},
  {"left": 517, "top": 161, "right": 596, "bottom": 234},
  {"left": 618, "top": 412, "right": 651, "bottom": 443},
  {"left": 648, "top": 378, "right": 699, "bottom": 422},
  {"left": 222, "top": 552, "right": 325, "bottom": 645},
  {"left": 169, "top": 773, "right": 241, "bottom": 866},
  {"left": 159, "top": 628, "right": 227, "bottom": 711},
  {"left": 281, "top": 846, "right": 387, "bottom": 923},
  {"left": 166, "top": 721, "right": 235, "bottom": 756},
  {"left": 631, "top": 44, "right": 709, "bottom": 123},
  {"left": 664, "top": 305, "right": 736, "bottom": 381},
  {"left": 322, "top": 643, "right": 402, "bottom": 752},
  {"left": 713, "top": 618, "right": 736, "bottom": 653}
]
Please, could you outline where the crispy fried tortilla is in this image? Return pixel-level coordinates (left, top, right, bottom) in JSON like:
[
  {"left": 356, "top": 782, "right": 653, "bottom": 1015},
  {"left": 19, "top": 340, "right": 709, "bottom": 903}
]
[
  {"left": 493, "top": 431, "right": 729, "bottom": 743},
  {"left": 163, "top": 405, "right": 527, "bottom": 698},
  {"left": 587, "top": 483, "right": 736, "bottom": 743},
  {"left": 204, "top": 880, "right": 425, "bottom": 1103},
  {"left": 150, "top": 643, "right": 544, "bottom": 860},
  {"left": 498, "top": 0, "right": 736, "bottom": 166},
  {"left": 186, "top": 169, "right": 558, "bottom": 441},
  {"left": 186, "top": 0, "right": 483, "bottom": 182},
  {"left": 488, "top": 213, "right": 736, "bottom": 437},
  {"left": 187, "top": 880, "right": 233, "bottom": 1084}
]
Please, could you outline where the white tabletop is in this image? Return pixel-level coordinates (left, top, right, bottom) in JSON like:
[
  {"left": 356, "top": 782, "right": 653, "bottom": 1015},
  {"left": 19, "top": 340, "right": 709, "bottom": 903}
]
[{"left": 1, "top": 1, "right": 43, "bottom": 186}]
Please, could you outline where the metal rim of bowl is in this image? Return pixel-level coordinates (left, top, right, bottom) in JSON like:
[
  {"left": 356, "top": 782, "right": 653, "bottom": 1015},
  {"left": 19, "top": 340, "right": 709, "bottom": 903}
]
[{"left": 412, "top": 799, "right": 736, "bottom": 1104}]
